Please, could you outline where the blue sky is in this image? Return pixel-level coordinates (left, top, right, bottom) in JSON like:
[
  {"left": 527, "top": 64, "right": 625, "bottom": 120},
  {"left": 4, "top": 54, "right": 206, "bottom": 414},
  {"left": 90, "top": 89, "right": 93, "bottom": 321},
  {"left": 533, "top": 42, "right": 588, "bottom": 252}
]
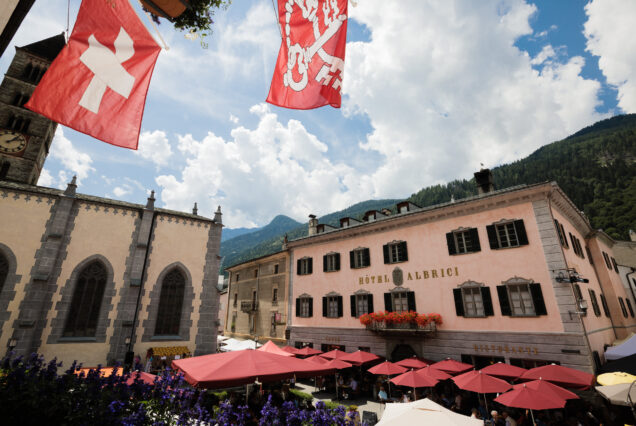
[{"left": 2, "top": 0, "right": 634, "bottom": 228}]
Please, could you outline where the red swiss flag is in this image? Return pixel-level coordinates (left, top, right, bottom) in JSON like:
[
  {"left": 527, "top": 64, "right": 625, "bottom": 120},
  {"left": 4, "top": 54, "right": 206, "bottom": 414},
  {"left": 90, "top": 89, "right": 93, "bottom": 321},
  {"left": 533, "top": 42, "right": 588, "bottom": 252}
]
[
  {"left": 267, "top": 0, "right": 348, "bottom": 110},
  {"left": 26, "top": 0, "right": 161, "bottom": 150}
]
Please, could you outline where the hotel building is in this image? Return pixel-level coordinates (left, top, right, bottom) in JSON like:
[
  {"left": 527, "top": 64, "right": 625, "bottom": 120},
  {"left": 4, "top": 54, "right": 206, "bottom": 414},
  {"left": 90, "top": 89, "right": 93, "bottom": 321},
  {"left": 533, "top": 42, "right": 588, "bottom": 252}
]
[{"left": 286, "top": 174, "right": 635, "bottom": 373}]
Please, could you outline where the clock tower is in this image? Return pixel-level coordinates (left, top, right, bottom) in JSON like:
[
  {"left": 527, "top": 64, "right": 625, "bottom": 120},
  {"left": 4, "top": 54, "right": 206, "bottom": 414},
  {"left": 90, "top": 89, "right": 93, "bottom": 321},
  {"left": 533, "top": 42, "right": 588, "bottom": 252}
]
[{"left": 0, "top": 33, "right": 65, "bottom": 185}]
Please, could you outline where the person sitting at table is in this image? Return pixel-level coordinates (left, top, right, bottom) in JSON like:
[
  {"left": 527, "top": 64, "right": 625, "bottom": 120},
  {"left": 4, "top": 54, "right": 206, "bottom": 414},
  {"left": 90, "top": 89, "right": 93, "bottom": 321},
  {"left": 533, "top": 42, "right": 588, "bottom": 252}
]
[
  {"left": 378, "top": 385, "right": 389, "bottom": 403},
  {"left": 347, "top": 377, "right": 359, "bottom": 400}
]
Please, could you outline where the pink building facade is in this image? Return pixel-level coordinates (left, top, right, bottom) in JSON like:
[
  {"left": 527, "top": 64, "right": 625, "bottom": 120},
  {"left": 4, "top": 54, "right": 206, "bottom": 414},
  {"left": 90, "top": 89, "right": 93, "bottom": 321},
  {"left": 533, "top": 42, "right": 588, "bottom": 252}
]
[{"left": 286, "top": 181, "right": 635, "bottom": 373}]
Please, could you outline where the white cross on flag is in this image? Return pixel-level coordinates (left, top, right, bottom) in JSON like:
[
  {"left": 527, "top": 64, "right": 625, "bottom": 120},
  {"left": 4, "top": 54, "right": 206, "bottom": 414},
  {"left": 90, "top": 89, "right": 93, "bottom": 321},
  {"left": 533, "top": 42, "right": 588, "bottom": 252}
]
[{"left": 26, "top": 0, "right": 161, "bottom": 150}]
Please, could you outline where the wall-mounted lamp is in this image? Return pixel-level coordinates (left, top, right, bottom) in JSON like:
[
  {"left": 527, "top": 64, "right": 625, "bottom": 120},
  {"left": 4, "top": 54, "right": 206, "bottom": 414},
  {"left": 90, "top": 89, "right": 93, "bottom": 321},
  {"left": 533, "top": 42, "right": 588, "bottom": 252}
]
[
  {"left": 555, "top": 269, "right": 589, "bottom": 284},
  {"left": 125, "top": 337, "right": 131, "bottom": 345}
]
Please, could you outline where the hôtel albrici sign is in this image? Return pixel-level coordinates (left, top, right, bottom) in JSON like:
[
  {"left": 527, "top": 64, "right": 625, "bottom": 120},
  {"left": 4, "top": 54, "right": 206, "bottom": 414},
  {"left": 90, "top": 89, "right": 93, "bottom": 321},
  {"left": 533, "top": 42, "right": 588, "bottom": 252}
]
[{"left": 358, "top": 266, "right": 460, "bottom": 286}]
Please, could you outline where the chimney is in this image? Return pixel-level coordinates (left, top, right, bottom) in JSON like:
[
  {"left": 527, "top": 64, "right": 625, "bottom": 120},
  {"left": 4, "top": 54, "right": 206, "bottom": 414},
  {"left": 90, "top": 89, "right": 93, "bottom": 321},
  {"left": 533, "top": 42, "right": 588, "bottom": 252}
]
[
  {"left": 381, "top": 208, "right": 392, "bottom": 216},
  {"left": 308, "top": 214, "right": 318, "bottom": 235},
  {"left": 474, "top": 168, "right": 494, "bottom": 195}
]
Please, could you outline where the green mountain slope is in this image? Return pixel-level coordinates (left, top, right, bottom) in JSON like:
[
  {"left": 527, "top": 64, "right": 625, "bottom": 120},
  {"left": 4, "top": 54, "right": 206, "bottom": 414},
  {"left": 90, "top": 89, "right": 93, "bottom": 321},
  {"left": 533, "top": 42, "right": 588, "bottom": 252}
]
[
  {"left": 220, "top": 199, "right": 399, "bottom": 270},
  {"left": 221, "top": 114, "right": 636, "bottom": 271}
]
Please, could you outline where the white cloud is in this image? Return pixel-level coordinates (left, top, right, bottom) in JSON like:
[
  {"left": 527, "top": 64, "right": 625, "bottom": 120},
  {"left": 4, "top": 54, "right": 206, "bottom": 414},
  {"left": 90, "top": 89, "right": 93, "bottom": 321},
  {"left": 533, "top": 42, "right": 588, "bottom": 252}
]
[
  {"left": 530, "top": 45, "right": 556, "bottom": 65},
  {"left": 343, "top": 0, "right": 605, "bottom": 197},
  {"left": 135, "top": 130, "right": 173, "bottom": 167},
  {"left": 229, "top": 114, "right": 240, "bottom": 124},
  {"left": 50, "top": 128, "right": 95, "bottom": 183},
  {"left": 37, "top": 169, "right": 54, "bottom": 187},
  {"left": 156, "top": 105, "right": 370, "bottom": 228},
  {"left": 584, "top": 0, "right": 636, "bottom": 112},
  {"left": 113, "top": 185, "right": 132, "bottom": 198}
]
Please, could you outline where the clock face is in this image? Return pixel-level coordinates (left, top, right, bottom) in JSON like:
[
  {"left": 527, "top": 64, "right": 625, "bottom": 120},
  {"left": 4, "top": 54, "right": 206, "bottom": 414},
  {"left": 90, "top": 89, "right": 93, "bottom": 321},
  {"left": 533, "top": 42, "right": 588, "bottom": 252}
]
[{"left": 0, "top": 129, "right": 27, "bottom": 154}]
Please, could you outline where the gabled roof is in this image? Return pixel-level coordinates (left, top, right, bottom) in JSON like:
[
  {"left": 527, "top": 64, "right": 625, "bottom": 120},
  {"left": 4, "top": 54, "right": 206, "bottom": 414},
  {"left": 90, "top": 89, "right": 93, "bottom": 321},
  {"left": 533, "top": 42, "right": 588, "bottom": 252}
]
[{"left": 19, "top": 33, "right": 65, "bottom": 61}]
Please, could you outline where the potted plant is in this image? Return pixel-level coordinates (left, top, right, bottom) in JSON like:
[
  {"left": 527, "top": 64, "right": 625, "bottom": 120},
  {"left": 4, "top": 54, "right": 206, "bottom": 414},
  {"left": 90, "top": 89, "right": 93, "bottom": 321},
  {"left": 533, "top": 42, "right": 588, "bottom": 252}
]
[{"left": 143, "top": 0, "right": 230, "bottom": 45}]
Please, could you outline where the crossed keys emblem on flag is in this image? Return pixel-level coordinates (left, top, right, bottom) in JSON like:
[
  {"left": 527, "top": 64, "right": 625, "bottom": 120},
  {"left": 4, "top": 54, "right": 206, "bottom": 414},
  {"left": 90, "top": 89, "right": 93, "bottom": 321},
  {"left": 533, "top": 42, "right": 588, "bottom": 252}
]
[{"left": 283, "top": 0, "right": 346, "bottom": 92}]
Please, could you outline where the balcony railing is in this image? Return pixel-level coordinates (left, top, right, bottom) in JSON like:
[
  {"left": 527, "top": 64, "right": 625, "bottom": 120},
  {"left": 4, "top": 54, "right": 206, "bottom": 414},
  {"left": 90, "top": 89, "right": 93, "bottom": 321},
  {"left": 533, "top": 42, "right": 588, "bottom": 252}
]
[
  {"left": 365, "top": 322, "right": 436, "bottom": 334},
  {"left": 240, "top": 300, "right": 259, "bottom": 312}
]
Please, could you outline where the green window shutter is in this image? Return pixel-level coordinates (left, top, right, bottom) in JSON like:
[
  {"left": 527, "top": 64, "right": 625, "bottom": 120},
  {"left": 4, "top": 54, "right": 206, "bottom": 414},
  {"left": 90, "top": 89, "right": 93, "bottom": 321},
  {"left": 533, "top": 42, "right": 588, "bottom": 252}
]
[
  {"left": 337, "top": 296, "right": 343, "bottom": 317},
  {"left": 514, "top": 220, "right": 528, "bottom": 245},
  {"left": 308, "top": 298, "right": 313, "bottom": 317},
  {"left": 322, "top": 297, "right": 327, "bottom": 317},
  {"left": 349, "top": 250, "right": 355, "bottom": 268},
  {"left": 407, "top": 291, "right": 416, "bottom": 311},
  {"left": 470, "top": 228, "right": 481, "bottom": 252},
  {"left": 308, "top": 258, "right": 312, "bottom": 274},
  {"left": 368, "top": 294, "right": 374, "bottom": 314},
  {"left": 335, "top": 253, "right": 340, "bottom": 271},
  {"left": 481, "top": 287, "right": 494, "bottom": 316},
  {"left": 446, "top": 232, "right": 457, "bottom": 255},
  {"left": 453, "top": 288, "right": 464, "bottom": 317},
  {"left": 323, "top": 255, "right": 328, "bottom": 272},
  {"left": 350, "top": 295, "right": 356, "bottom": 317},
  {"left": 400, "top": 241, "right": 408, "bottom": 261},
  {"left": 363, "top": 248, "right": 371, "bottom": 266},
  {"left": 486, "top": 225, "right": 499, "bottom": 249},
  {"left": 296, "top": 259, "right": 302, "bottom": 275},
  {"left": 296, "top": 298, "right": 300, "bottom": 317},
  {"left": 384, "top": 293, "right": 392, "bottom": 312},
  {"left": 529, "top": 283, "right": 547, "bottom": 315},
  {"left": 497, "top": 285, "right": 511, "bottom": 316},
  {"left": 383, "top": 244, "right": 390, "bottom": 264}
]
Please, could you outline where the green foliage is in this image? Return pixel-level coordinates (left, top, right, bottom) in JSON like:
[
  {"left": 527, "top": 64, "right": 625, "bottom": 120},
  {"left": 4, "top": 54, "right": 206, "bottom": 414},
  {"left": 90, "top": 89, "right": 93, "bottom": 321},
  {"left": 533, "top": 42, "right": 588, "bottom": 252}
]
[
  {"left": 289, "top": 388, "right": 313, "bottom": 403},
  {"left": 172, "top": 0, "right": 230, "bottom": 34},
  {"left": 324, "top": 400, "right": 344, "bottom": 410}
]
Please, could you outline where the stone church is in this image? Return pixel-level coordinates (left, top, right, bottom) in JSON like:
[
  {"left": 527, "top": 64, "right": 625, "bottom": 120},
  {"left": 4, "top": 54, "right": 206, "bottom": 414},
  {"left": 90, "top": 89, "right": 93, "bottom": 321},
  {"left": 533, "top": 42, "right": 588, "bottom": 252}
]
[{"left": 0, "top": 35, "right": 223, "bottom": 368}]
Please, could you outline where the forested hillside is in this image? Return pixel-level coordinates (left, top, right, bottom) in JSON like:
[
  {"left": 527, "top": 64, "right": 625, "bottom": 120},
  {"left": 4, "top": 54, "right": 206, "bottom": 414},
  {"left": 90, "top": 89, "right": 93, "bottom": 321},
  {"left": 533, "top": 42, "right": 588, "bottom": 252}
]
[{"left": 221, "top": 114, "right": 636, "bottom": 272}]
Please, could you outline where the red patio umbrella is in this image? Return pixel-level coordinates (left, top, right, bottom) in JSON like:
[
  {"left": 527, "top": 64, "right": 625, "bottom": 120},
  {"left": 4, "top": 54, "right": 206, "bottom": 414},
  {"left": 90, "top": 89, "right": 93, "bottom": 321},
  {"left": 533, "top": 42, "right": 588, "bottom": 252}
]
[
  {"left": 391, "top": 369, "right": 439, "bottom": 388},
  {"left": 321, "top": 349, "right": 350, "bottom": 360},
  {"left": 306, "top": 355, "right": 330, "bottom": 364},
  {"left": 479, "top": 362, "right": 527, "bottom": 380},
  {"left": 341, "top": 350, "right": 381, "bottom": 366},
  {"left": 495, "top": 383, "right": 567, "bottom": 424},
  {"left": 453, "top": 370, "right": 512, "bottom": 394},
  {"left": 368, "top": 361, "right": 407, "bottom": 376},
  {"left": 512, "top": 379, "right": 579, "bottom": 401},
  {"left": 417, "top": 366, "right": 452, "bottom": 381},
  {"left": 396, "top": 357, "right": 429, "bottom": 369},
  {"left": 520, "top": 363, "right": 594, "bottom": 390},
  {"left": 126, "top": 371, "right": 158, "bottom": 386},
  {"left": 171, "top": 349, "right": 332, "bottom": 389},
  {"left": 282, "top": 346, "right": 301, "bottom": 355},
  {"left": 431, "top": 358, "right": 473, "bottom": 375},
  {"left": 295, "top": 346, "right": 323, "bottom": 357},
  {"left": 257, "top": 340, "right": 295, "bottom": 357}
]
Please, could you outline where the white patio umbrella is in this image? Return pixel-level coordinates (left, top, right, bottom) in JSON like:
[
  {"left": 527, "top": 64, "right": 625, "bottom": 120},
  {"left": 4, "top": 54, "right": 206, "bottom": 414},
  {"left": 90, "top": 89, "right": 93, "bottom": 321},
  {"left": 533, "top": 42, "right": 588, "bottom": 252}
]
[
  {"left": 377, "top": 398, "right": 483, "bottom": 425},
  {"left": 595, "top": 382, "right": 636, "bottom": 406}
]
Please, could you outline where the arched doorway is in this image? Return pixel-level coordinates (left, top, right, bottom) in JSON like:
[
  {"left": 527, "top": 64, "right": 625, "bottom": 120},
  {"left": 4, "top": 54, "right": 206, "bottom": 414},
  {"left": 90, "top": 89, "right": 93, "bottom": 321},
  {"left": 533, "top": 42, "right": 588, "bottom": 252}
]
[{"left": 391, "top": 344, "right": 416, "bottom": 362}]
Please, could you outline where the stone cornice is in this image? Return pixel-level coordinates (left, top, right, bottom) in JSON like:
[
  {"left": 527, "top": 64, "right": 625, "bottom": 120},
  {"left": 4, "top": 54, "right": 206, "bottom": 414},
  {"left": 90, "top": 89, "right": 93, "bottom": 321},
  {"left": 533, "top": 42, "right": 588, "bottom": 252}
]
[
  {"left": 547, "top": 184, "right": 593, "bottom": 236},
  {"left": 288, "top": 182, "right": 554, "bottom": 248},
  {"left": 225, "top": 251, "right": 288, "bottom": 272}
]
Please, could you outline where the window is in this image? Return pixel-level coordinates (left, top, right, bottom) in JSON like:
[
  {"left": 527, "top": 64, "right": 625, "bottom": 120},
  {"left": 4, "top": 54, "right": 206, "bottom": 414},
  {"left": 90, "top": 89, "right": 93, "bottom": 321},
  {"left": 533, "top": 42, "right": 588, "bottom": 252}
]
[
  {"left": 486, "top": 220, "right": 528, "bottom": 249},
  {"left": 322, "top": 343, "right": 345, "bottom": 352},
  {"left": 272, "top": 288, "right": 278, "bottom": 303},
  {"left": 384, "top": 290, "right": 416, "bottom": 313},
  {"left": 323, "top": 252, "right": 341, "bottom": 272},
  {"left": 350, "top": 248, "right": 370, "bottom": 269},
  {"left": 350, "top": 293, "right": 373, "bottom": 317},
  {"left": 231, "top": 312, "right": 237, "bottom": 332},
  {"left": 0, "top": 252, "right": 8, "bottom": 293},
  {"left": 383, "top": 241, "right": 408, "bottom": 264},
  {"left": 446, "top": 228, "right": 481, "bottom": 255},
  {"left": 625, "top": 298, "right": 634, "bottom": 318},
  {"left": 7, "top": 115, "right": 30, "bottom": 133},
  {"left": 554, "top": 220, "right": 568, "bottom": 248},
  {"left": 63, "top": 261, "right": 107, "bottom": 337},
  {"left": 254, "top": 269, "right": 258, "bottom": 278},
  {"left": 274, "top": 264, "right": 279, "bottom": 274},
  {"left": 588, "top": 289, "right": 601, "bottom": 317},
  {"left": 600, "top": 293, "right": 610, "bottom": 317},
  {"left": 602, "top": 252, "right": 612, "bottom": 269},
  {"left": 155, "top": 268, "right": 185, "bottom": 336},
  {"left": 22, "top": 63, "right": 45, "bottom": 83},
  {"left": 585, "top": 246, "right": 593, "bottom": 265},
  {"left": 235, "top": 274, "right": 240, "bottom": 282},
  {"left": 322, "top": 294, "right": 343, "bottom": 318},
  {"left": 611, "top": 257, "right": 619, "bottom": 273},
  {"left": 453, "top": 284, "right": 494, "bottom": 317},
  {"left": 297, "top": 257, "right": 313, "bottom": 275},
  {"left": 12, "top": 93, "right": 29, "bottom": 107},
  {"left": 618, "top": 298, "right": 628, "bottom": 318},
  {"left": 497, "top": 279, "right": 546, "bottom": 317},
  {"left": 233, "top": 293, "right": 237, "bottom": 307},
  {"left": 296, "top": 296, "right": 313, "bottom": 318},
  {"left": 568, "top": 233, "right": 585, "bottom": 258}
]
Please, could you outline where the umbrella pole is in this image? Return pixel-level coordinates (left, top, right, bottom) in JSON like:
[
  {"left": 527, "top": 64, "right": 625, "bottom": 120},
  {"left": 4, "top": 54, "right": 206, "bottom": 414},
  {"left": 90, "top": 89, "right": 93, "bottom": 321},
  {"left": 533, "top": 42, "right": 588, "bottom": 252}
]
[
  {"left": 335, "top": 372, "right": 339, "bottom": 401},
  {"left": 483, "top": 393, "right": 488, "bottom": 415},
  {"left": 530, "top": 408, "right": 535, "bottom": 425}
]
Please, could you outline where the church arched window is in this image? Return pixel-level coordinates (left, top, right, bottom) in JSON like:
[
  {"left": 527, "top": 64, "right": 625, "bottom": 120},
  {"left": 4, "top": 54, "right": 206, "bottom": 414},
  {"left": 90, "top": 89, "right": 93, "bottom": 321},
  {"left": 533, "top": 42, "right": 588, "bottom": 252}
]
[
  {"left": 63, "top": 261, "right": 107, "bottom": 337},
  {"left": 154, "top": 268, "right": 185, "bottom": 336},
  {"left": 0, "top": 251, "right": 8, "bottom": 293}
]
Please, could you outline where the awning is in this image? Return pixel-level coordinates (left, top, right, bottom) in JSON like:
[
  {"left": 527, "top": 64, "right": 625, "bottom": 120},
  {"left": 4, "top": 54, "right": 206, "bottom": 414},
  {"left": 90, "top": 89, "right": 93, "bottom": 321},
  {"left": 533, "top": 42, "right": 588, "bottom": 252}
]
[{"left": 150, "top": 346, "right": 191, "bottom": 358}]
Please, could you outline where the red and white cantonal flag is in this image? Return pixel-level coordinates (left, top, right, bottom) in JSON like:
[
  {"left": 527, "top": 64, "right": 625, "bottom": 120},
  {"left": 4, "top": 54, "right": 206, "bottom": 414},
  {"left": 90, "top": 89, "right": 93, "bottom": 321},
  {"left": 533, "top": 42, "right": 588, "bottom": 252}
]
[
  {"left": 26, "top": 0, "right": 161, "bottom": 150},
  {"left": 267, "top": 0, "right": 348, "bottom": 110}
]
